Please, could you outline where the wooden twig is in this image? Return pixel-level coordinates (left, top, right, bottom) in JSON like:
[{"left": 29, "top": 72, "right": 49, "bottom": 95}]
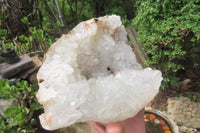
[
  {"left": 28, "top": 50, "right": 45, "bottom": 55},
  {"left": 55, "top": 0, "right": 65, "bottom": 27},
  {"left": 12, "top": 36, "right": 18, "bottom": 46},
  {"left": 75, "top": 0, "right": 77, "bottom": 22},
  {"left": 62, "top": 0, "right": 65, "bottom": 20},
  {"left": 176, "top": 21, "right": 191, "bottom": 39},
  {"left": 78, "top": 0, "right": 86, "bottom": 18},
  {"left": 66, "top": 0, "right": 75, "bottom": 23},
  {"left": 176, "top": 21, "right": 182, "bottom": 30},
  {"left": 161, "top": 39, "right": 172, "bottom": 46},
  {"left": 25, "top": 110, "right": 34, "bottom": 123},
  {"left": 46, "top": 0, "right": 59, "bottom": 22}
]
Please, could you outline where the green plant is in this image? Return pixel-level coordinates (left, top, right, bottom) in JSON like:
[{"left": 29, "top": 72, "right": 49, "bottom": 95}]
[
  {"left": 0, "top": 15, "right": 53, "bottom": 56},
  {"left": 0, "top": 79, "right": 42, "bottom": 133},
  {"left": 0, "top": 27, "right": 14, "bottom": 52},
  {"left": 188, "top": 93, "right": 197, "bottom": 101},
  {"left": 132, "top": 0, "right": 200, "bottom": 89},
  {"left": 11, "top": 17, "right": 53, "bottom": 55},
  {"left": 103, "top": 0, "right": 134, "bottom": 26},
  {"left": 0, "top": 12, "right": 15, "bottom": 52}
]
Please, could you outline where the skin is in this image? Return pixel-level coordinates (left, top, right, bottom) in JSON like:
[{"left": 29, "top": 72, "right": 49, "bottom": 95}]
[{"left": 88, "top": 110, "right": 145, "bottom": 133}]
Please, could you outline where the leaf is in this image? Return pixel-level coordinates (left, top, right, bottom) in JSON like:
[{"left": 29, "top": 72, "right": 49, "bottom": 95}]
[
  {"left": 0, "top": 29, "right": 7, "bottom": 37},
  {"left": 30, "top": 118, "right": 37, "bottom": 126},
  {"left": 0, "top": 117, "right": 6, "bottom": 130},
  {"left": 7, "top": 118, "right": 18, "bottom": 126},
  {"left": 19, "top": 35, "right": 26, "bottom": 42},
  {"left": 4, "top": 107, "right": 29, "bottom": 126},
  {"left": 29, "top": 36, "right": 33, "bottom": 42},
  {"left": 21, "top": 17, "right": 29, "bottom": 24},
  {"left": 17, "top": 80, "right": 29, "bottom": 89},
  {"left": 30, "top": 99, "right": 42, "bottom": 111},
  {"left": 192, "top": 95, "right": 197, "bottom": 101}
]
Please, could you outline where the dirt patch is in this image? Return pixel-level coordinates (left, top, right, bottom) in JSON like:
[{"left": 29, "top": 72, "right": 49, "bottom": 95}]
[{"left": 151, "top": 89, "right": 174, "bottom": 112}]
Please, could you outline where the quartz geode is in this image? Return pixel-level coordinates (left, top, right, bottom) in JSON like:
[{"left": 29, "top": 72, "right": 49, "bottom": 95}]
[{"left": 37, "top": 15, "right": 163, "bottom": 130}]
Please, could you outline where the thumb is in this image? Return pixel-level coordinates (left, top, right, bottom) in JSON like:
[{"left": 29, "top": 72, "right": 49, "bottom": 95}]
[
  {"left": 88, "top": 121, "right": 106, "bottom": 133},
  {"left": 106, "top": 123, "right": 124, "bottom": 133}
]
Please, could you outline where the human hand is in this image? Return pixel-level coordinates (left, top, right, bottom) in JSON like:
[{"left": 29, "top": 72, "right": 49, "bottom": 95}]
[{"left": 88, "top": 110, "right": 145, "bottom": 133}]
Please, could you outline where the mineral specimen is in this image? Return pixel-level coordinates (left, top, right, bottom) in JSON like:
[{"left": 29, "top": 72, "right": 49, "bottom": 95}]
[{"left": 37, "top": 15, "right": 163, "bottom": 130}]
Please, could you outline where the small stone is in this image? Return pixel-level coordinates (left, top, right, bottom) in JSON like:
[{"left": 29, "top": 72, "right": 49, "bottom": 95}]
[
  {"left": 181, "top": 79, "right": 191, "bottom": 85},
  {"left": 160, "top": 120, "right": 166, "bottom": 126},
  {"left": 179, "top": 126, "right": 197, "bottom": 133},
  {"left": 144, "top": 119, "right": 150, "bottom": 123},
  {"left": 164, "top": 130, "right": 171, "bottom": 133},
  {"left": 154, "top": 119, "right": 160, "bottom": 124},
  {"left": 162, "top": 126, "right": 169, "bottom": 131}
]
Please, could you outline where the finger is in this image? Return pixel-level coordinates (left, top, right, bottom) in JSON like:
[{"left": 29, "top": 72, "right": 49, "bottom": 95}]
[
  {"left": 88, "top": 121, "right": 106, "bottom": 133},
  {"left": 106, "top": 123, "right": 124, "bottom": 133},
  {"left": 121, "top": 110, "right": 145, "bottom": 133}
]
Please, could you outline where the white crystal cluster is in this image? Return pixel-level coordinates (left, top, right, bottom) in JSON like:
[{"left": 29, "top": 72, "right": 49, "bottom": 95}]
[{"left": 37, "top": 15, "right": 163, "bottom": 130}]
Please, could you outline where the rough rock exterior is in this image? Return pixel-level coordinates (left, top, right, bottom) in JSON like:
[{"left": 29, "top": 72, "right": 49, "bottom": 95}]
[
  {"left": 168, "top": 97, "right": 200, "bottom": 129},
  {"left": 37, "top": 15, "right": 163, "bottom": 130}
]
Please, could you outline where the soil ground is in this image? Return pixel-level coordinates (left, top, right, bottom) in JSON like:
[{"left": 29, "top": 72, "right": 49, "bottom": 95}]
[{"left": 152, "top": 64, "right": 200, "bottom": 112}]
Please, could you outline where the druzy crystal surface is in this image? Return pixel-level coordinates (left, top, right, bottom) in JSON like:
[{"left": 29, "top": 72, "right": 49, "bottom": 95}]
[{"left": 37, "top": 15, "right": 163, "bottom": 130}]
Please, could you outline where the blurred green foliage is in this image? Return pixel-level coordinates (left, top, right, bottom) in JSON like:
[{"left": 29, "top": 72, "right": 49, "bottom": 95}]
[
  {"left": 0, "top": 0, "right": 200, "bottom": 132},
  {"left": 0, "top": 1, "right": 136, "bottom": 132},
  {"left": 0, "top": 79, "right": 42, "bottom": 133},
  {"left": 0, "top": 0, "right": 135, "bottom": 56},
  {"left": 133, "top": 0, "right": 200, "bottom": 89}
]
